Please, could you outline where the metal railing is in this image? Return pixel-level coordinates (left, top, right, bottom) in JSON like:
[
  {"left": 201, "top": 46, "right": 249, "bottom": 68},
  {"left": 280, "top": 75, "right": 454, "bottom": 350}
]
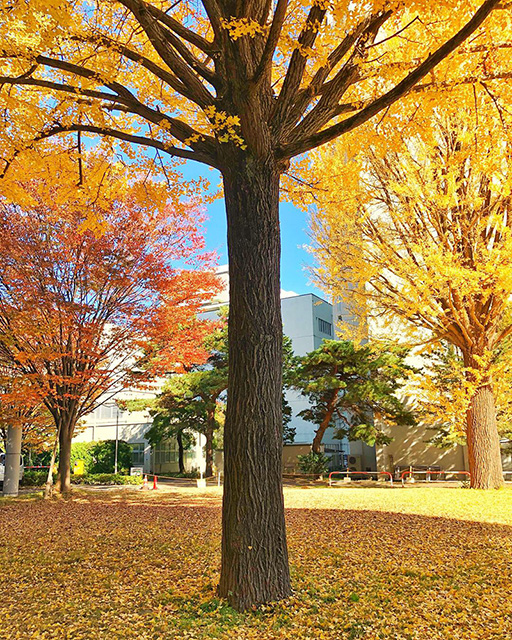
[
  {"left": 329, "top": 470, "right": 394, "bottom": 486},
  {"left": 400, "top": 469, "right": 470, "bottom": 487}
]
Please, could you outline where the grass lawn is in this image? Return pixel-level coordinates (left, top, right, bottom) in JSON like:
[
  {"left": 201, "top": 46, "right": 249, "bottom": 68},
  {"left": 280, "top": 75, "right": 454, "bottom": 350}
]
[{"left": 0, "top": 484, "right": 511, "bottom": 639}]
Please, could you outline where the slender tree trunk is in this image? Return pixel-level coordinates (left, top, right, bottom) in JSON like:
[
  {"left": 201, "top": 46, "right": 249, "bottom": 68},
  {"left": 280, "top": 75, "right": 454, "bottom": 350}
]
[
  {"left": 205, "top": 406, "right": 215, "bottom": 478},
  {"left": 311, "top": 407, "right": 335, "bottom": 454},
  {"left": 2, "top": 425, "right": 22, "bottom": 497},
  {"left": 57, "top": 423, "right": 73, "bottom": 494},
  {"left": 177, "top": 430, "right": 185, "bottom": 474},
  {"left": 466, "top": 384, "right": 503, "bottom": 489},
  {"left": 44, "top": 426, "right": 60, "bottom": 499},
  {"left": 218, "top": 156, "right": 291, "bottom": 611}
]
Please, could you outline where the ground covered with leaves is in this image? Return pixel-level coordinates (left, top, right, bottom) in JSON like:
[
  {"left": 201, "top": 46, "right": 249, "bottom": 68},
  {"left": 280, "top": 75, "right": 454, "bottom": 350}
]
[{"left": 1, "top": 485, "right": 511, "bottom": 640}]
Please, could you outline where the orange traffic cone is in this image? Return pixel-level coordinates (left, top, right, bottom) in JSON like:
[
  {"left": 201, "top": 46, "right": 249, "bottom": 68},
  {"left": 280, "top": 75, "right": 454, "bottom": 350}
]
[
  {"left": 152, "top": 475, "right": 158, "bottom": 490},
  {"left": 141, "top": 474, "right": 149, "bottom": 491}
]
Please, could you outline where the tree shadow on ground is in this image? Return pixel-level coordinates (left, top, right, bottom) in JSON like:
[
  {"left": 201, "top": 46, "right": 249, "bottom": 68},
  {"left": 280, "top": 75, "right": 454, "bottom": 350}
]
[{"left": 0, "top": 494, "right": 510, "bottom": 639}]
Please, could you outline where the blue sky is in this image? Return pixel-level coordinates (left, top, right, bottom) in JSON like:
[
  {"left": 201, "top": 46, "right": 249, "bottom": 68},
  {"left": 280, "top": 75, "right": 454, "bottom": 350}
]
[{"left": 182, "top": 163, "right": 324, "bottom": 298}]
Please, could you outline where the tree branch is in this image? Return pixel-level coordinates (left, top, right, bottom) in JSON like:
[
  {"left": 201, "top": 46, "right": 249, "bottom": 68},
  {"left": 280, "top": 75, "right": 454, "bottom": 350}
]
[
  {"left": 0, "top": 70, "right": 218, "bottom": 158},
  {"left": 118, "top": 0, "right": 215, "bottom": 108},
  {"left": 271, "top": 4, "right": 328, "bottom": 128},
  {"left": 1, "top": 123, "right": 218, "bottom": 179},
  {"left": 278, "top": 0, "right": 502, "bottom": 159},
  {"left": 285, "top": 11, "right": 391, "bottom": 144},
  {"left": 252, "top": 0, "right": 288, "bottom": 87},
  {"left": 144, "top": 1, "right": 214, "bottom": 53}
]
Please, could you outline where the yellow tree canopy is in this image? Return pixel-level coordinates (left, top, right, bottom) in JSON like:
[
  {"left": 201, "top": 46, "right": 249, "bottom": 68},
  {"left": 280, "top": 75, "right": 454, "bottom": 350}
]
[
  {"left": 312, "top": 106, "right": 512, "bottom": 370},
  {"left": 0, "top": 1, "right": 508, "bottom": 177}
]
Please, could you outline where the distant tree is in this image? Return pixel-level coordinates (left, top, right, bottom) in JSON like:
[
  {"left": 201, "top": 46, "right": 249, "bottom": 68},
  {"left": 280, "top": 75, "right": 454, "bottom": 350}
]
[
  {"left": 89, "top": 440, "right": 133, "bottom": 474},
  {"left": 312, "top": 114, "right": 512, "bottom": 488},
  {"left": 0, "top": 160, "right": 219, "bottom": 494},
  {"left": 282, "top": 396, "right": 296, "bottom": 446},
  {"left": 138, "top": 325, "right": 296, "bottom": 473},
  {"left": 157, "top": 374, "right": 225, "bottom": 477},
  {"left": 145, "top": 410, "right": 196, "bottom": 475},
  {"left": 293, "top": 341, "right": 415, "bottom": 453}
]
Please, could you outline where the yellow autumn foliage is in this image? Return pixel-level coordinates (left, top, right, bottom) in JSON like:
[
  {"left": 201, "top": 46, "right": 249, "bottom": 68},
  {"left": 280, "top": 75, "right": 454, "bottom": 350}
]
[{"left": 0, "top": 485, "right": 510, "bottom": 639}]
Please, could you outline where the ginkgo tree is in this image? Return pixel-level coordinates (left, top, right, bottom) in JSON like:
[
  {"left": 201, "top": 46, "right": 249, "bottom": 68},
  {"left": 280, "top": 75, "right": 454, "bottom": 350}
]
[
  {"left": 0, "top": 0, "right": 507, "bottom": 608},
  {"left": 311, "top": 110, "right": 512, "bottom": 489},
  {"left": 0, "top": 155, "right": 218, "bottom": 494}
]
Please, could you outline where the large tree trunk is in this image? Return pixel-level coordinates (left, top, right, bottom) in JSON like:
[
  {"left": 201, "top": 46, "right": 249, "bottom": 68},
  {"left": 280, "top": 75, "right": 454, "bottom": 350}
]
[
  {"left": 2, "top": 424, "right": 22, "bottom": 497},
  {"left": 466, "top": 384, "right": 503, "bottom": 489},
  {"left": 218, "top": 156, "right": 291, "bottom": 611},
  {"left": 57, "top": 423, "right": 73, "bottom": 494},
  {"left": 177, "top": 430, "right": 185, "bottom": 474}
]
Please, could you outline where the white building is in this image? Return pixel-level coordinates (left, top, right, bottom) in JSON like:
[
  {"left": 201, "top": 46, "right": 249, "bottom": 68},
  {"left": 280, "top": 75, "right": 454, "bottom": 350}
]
[{"left": 74, "top": 265, "right": 377, "bottom": 474}]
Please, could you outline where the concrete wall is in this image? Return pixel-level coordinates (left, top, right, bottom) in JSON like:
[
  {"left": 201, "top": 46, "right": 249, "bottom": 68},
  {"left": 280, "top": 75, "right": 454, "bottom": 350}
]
[
  {"left": 282, "top": 293, "right": 334, "bottom": 355},
  {"left": 376, "top": 422, "right": 468, "bottom": 473},
  {"left": 282, "top": 444, "right": 311, "bottom": 473}
]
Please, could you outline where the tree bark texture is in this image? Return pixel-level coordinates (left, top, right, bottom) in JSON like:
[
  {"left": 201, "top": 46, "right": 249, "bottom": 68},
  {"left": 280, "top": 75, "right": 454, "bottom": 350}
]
[
  {"left": 467, "top": 384, "right": 504, "bottom": 489},
  {"left": 311, "top": 406, "right": 335, "bottom": 454},
  {"left": 57, "top": 423, "right": 73, "bottom": 494},
  {"left": 218, "top": 157, "right": 291, "bottom": 610},
  {"left": 2, "top": 425, "right": 22, "bottom": 497}
]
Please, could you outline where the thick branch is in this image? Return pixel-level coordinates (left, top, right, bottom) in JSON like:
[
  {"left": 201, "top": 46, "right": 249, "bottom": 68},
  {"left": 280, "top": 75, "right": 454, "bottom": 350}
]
[
  {"left": 286, "top": 12, "right": 390, "bottom": 135},
  {"left": 70, "top": 33, "right": 199, "bottom": 97},
  {"left": 159, "top": 24, "right": 219, "bottom": 88},
  {"left": 278, "top": 0, "right": 502, "bottom": 159},
  {"left": 144, "top": 1, "right": 214, "bottom": 52},
  {"left": 0, "top": 71, "right": 217, "bottom": 157},
  {"left": 287, "top": 11, "right": 391, "bottom": 144},
  {"left": 252, "top": 0, "right": 288, "bottom": 87},
  {"left": 271, "top": 4, "right": 328, "bottom": 128},
  {"left": 118, "top": 0, "right": 215, "bottom": 108}
]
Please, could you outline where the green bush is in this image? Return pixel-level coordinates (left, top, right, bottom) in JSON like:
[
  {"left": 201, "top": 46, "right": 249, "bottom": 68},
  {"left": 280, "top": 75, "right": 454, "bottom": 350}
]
[
  {"left": 21, "top": 470, "right": 55, "bottom": 487},
  {"left": 20, "top": 471, "right": 142, "bottom": 487},
  {"left": 89, "top": 440, "right": 133, "bottom": 474},
  {"left": 157, "top": 470, "right": 200, "bottom": 479},
  {"left": 297, "top": 451, "right": 329, "bottom": 476},
  {"left": 71, "top": 473, "right": 143, "bottom": 486},
  {"left": 70, "top": 442, "right": 96, "bottom": 473}
]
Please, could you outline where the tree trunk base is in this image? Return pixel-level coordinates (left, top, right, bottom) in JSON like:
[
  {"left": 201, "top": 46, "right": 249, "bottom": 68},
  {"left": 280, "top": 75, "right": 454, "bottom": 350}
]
[{"left": 467, "top": 385, "right": 503, "bottom": 489}]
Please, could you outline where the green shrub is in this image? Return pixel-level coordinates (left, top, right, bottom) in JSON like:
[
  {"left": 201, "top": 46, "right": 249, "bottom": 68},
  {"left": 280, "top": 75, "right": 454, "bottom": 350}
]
[
  {"left": 71, "top": 473, "right": 143, "bottom": 486},
  {"left": 70, "top": 442, "right": 96, "bottom": 473},
  {"left": 157, "top": 470, "right": 199, "bottom": 479},
  {"left": 21, "top": 470, "right": 55, "bottom": 486},
  {"left": 297, "top": 451, "right": 329, "bottom": 476},
  {"left": 89, "top": 440, "right": 133, "bottom": 474}
]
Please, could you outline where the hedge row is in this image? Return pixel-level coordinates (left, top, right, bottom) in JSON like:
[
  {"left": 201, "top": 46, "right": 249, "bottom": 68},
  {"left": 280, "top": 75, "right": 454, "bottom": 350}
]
[{"left": 21, "top": 471, "right": 143, "bottom": 487}]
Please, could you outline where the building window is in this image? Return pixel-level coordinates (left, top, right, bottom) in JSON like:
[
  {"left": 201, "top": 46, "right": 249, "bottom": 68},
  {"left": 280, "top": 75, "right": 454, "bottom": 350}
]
[
  {"left": 153, "top": 441, "right": 178, "bottom": 465},
  {"left": 131, "top": 443, "right": 145, "bottom": 466},
  {"left": 95, "top": 403, "right": 125, "bottom": 421},
  {"left": 318, "top": 318, "right": 332, "bottom": 336}
]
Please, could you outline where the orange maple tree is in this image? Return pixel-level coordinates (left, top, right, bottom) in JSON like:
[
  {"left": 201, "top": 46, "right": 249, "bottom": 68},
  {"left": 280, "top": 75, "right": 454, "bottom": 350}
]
[{"left": 0, "top": 162, "right": 219, "bottom": 493}]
